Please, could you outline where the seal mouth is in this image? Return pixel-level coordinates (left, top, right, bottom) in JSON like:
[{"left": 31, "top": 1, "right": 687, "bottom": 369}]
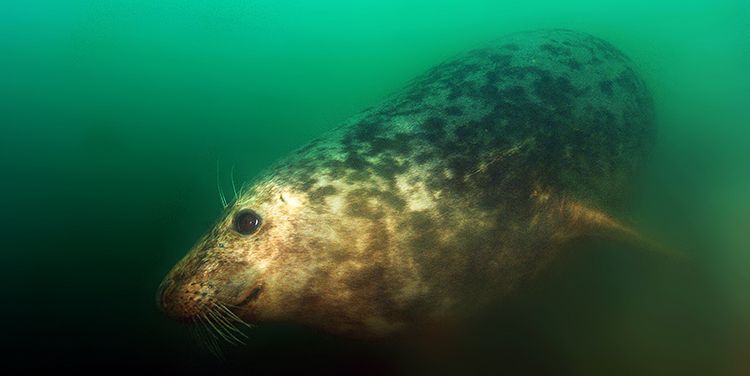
[{"left": 236, "top": 285, "right": 263, "bottom": 308}]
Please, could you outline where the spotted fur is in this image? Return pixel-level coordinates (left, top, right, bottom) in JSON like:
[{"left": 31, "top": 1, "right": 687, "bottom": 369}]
[{"left": 159, "top": 30, "right": 655, "bottom": 338}]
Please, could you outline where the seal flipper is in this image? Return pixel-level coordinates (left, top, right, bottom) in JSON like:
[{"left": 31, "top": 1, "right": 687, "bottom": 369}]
[{"left": 553, "top": 199, "right": 683, "bottom": 260}]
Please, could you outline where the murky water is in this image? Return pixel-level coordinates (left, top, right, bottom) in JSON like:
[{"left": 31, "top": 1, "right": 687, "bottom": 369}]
[{"left": 2, "top": 1, "right": 748, "bottom": 374}]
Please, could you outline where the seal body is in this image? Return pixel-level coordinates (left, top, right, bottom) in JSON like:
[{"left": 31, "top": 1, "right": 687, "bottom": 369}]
[{"left": 159, "top": 29, "right": 654, "bottom": 339}]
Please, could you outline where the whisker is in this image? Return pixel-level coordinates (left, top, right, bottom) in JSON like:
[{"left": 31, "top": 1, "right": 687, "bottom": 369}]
[
  {"left": 209, "top": 304, "right": 248, "bottom": 339},
  {"left": 203, "top": 312, "right": 240, "bottom": 346},
  {"left": 215, "top": 304, "right": 258, "bottom": 328},
  {"left": 213, "top": 301, "right": 254, "bottom": 330},
  {"left": 230, "top": 164, "right": 238, "bottom": 200},
  {"left": 204, "top": 319, "right": 227, "bottom": 359},
  {"left": 189, "top": 317, "right": 206, "bottom": 348},
  {"left": 206, "top": 309, "right": 246, "bottom": 344},
  {"left": 216, "top": 159, "right": 228, "bottom": 209},
  {"left": 195, "top": 315, "right": 224, "bottom": 359},
  {"left": 188, "top": 319, "right": 204, "bottom": 348}
]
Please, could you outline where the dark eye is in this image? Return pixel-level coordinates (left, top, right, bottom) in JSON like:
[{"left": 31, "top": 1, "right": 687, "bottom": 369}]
[{"left": 234, "top": 209, "right": 262, "bottom": 235}]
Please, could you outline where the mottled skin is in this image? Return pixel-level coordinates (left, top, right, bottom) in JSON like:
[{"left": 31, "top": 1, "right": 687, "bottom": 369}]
[{"left": 159, "top": 30, "right": 654, "bottom": 339}]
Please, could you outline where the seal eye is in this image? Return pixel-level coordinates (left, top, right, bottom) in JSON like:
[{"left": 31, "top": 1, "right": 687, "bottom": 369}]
[{"left": 234, "top": 210, "right": 261, "bottom": 235}]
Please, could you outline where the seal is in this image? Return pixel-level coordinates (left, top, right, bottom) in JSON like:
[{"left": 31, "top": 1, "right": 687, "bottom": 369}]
[{"left": 158, "top": 29, "right": 655, "bottom": 340}]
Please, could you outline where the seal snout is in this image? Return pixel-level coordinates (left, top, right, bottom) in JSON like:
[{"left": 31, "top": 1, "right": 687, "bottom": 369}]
[
  {"left": 156, "top": 278, "right": 175, "bottom": 313},
  {"left": 157, "top": 276, "right": 219, "bottom": 322}
]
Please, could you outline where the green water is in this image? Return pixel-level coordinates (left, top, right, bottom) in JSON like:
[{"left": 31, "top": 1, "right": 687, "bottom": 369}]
[{"left": 2, "top": 1, "right": 749, "bottom": 374}]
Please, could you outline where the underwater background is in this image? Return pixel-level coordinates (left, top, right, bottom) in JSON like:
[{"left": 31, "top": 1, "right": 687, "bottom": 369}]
[{"left": 2, "top": 0, "right": 749, "bottom": 374}]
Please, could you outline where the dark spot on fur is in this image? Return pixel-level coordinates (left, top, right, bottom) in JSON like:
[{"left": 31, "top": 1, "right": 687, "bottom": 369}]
[
  {"left": 480, "top": 83, "right": 499, "bottom": 100},
  {"left": 615, "top": 67, "right": 638, "bottom": 93},
  {"left": 367, "top": 132, "right": 417, "bottom": 157},
  {"left": 369, "top": 136, "right": 392, "bottom": 154},
  {"left": 347, "top": 264, "right": 387, "bottom": 289},
  {"left": 379, "top": 190, "right": 406, "bottom": 211},
  {"left": 501, "top": 85, "right": 527, "bottom": 102},
  {"left": 348, "top": 120, "right": 382, "bottom": 144},
  {"left": 372, "top": 155, "right": 408, "bottom": 180},
  {"left": 345, "top": 189, "right": 383, "bottom": 219},
  {"left": 405, "top": 211, "right": 440, "bottom": 253},
  {"left": 444, "top": 106, "right": 463, "bottom": 116},
  {"left": 309, "top": 185, "right": 337, "bottom": 204},
  {"left": 345, "top": 152, "right": 370, "bottom": 169},
  {"left": 533, "top": 73, "right": 575, "bottom": 111},
  {"left": 485, "top": 69, "right": 499, "bottom": 83},
  {"left": 599, "top": 80, "right": 614, "bottom": 96},
  {"left": 300, "top": 178, "right": 318, "bottom": 191},
  {"left": 502, "top": 65, "right": 546, "bottom": 80},
  {"left": 562, "top": 58, "right": 582, "bottom": 70},
  {"left": 414, "top": 151, "right": 434, "bottom": 164},
  {"left": 490, "top": 54, "right": 513, "bottom": 66},
  {"left": 347, "top": 169, "right": 371, "bottom": 182},
  {"left": 422, "top": 117, "right": 447, "bottom": 139},
  {"left": 541, "top": 43, "right": 572, "bottom": 57}
]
